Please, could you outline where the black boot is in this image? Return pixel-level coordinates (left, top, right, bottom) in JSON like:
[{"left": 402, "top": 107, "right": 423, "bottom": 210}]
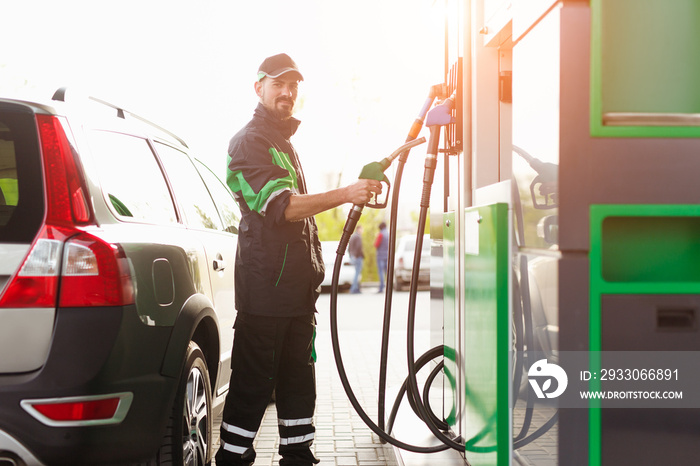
[
  {"left": 214, "top": 446, "right": 256, "bottom": 466},
  {"left": 279, "top": 448, "right": 320, "bottom": 465}
]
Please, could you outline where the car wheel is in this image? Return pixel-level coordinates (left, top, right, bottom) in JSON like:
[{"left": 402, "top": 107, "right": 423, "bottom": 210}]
[
  {"left": 150, "top": 341, "right": 213, "bottom": 466},
  {"left": 180, "top": 341, "right": 212, "bottom": 466}
]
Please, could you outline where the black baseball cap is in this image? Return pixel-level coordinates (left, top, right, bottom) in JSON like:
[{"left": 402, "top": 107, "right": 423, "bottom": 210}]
[{"left": 257, "top": 53, "right": 304, "bottom": 82}]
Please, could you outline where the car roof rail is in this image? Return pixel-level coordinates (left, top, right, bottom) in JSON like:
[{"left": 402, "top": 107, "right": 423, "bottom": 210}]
[
  {"left": 51, "top": 87, "right": 189, "bottom": 149},
  {"left": 51, "top": 87, "right": 69, "bottom": 102}
]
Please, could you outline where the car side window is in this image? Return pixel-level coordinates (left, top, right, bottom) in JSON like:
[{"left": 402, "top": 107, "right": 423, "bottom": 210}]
[
  {"left": 88, "top": 130, "right": 177, "bottom": 224},
  {"left": 154, "top": 142, "right": 223, "bottom": 231},
  {"left": 194, "top": 159, "right": 241, "bottom": 234}
]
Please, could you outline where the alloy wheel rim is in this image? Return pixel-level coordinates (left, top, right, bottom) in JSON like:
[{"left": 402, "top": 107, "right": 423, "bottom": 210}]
[{"left": 183, "top": 366, "right": 208, "bottom": 466}]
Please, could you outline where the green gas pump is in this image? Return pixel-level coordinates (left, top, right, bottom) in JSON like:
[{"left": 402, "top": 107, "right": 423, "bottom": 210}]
[{"left": 435, "top": 1, "right": 700, "bottom": 466}]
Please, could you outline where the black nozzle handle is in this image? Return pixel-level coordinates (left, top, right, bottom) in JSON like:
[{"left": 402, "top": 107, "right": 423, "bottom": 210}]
[{"left": 337, "top": 205, "right": 363, "bottom": 256}]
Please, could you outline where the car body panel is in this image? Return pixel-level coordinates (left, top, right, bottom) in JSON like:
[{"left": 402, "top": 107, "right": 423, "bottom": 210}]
[
  {"left": 0, "top": 92, "right": 239, "bottom": 465},
  {"left": 0, "top": 308, "right": 54, "bottom": 373}
]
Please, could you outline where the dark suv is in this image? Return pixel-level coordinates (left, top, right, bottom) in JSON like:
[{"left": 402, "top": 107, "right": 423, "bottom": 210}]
[{"left": 0, "top": 88, "right": 239, "bottom": 465}]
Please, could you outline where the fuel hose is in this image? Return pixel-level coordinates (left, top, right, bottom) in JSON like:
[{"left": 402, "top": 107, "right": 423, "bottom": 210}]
[{"left": 329, "top": 100, "right": 463, "bottom": 453}]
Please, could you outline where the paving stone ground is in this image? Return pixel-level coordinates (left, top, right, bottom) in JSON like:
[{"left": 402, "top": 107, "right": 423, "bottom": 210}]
[{"left": 211, "top": 287, "right": 557, "bottom": 466}]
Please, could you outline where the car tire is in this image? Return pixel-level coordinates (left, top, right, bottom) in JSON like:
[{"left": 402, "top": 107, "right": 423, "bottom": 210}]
[
  {"left": 146, "top": 341, "right": 213, "bottom": 466},
  {"left": 179, "top": 341, "right": 213, "bottom": 466}
]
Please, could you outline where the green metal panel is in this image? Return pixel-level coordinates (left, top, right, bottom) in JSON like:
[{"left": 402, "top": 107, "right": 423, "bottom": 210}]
[
  {"left": 463, "top": 203, "right": 509, "bottom": 465},
  {"left": 443, "top": 212, "right": 459, "bottom": 429},
  {"left": 590, "top": 0, "right": 700, "bottom": 138},
  {"left": 589, "top": 204, "right": 700, "bottom": 466}
]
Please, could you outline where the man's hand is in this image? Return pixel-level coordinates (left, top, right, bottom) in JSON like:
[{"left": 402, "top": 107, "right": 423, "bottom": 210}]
[
  {"left": 344, "top": 179, "right": 383, "bottom": 205},
  {"left": 284, "top": 179, "right": 383, "bottom": 222}
]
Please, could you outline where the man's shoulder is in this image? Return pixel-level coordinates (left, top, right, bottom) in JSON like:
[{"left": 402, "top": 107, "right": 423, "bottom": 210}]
[
  {"left": 228, "top": 120, "right": 271, "bottom": 156},
  {"left": 230, "top": 117, "right": 265, "bottom": 142}
]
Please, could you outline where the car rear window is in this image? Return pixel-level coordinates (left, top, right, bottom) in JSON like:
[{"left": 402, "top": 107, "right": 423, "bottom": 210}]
[{"left": 0, "top": 107, "right": 44, "bottom": 242}]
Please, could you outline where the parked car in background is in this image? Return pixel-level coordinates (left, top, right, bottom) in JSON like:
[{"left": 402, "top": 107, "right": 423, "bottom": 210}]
[
  {"left": 321, "top": 240, "right": 353, "bottom": 292},
  {"left": 0, "top": 88, "right": 240, "bottom": 466},
  {"left": 394, "top": 234, "right": 431, "bottom": 291}
]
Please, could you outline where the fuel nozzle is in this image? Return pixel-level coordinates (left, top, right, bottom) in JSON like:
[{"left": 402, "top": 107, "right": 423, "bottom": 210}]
[
  {"left": 337, "top": 137, "right": 427, "bottom": 257},
  {"left": 360, "top": 137, "right": 427, "bottom": 209},
  {"left": 513, "top": 145, "right": 558, "bottom": 209},
  {"left": 425, "top": 90, "right": 457, "bottom": 128},
  {"left": 336, "top": 84, "right": 440, "bottom": 257},
  {"left": 406, "top": 84, "right": 449, "bottom": 141},
  {"left": 417, "top": 90, "right": 458, "bottom": 209}
]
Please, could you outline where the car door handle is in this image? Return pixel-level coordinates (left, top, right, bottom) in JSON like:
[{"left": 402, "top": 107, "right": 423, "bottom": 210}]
[{"left": 213, "top": 254, "right": 226, "bottom": 272}]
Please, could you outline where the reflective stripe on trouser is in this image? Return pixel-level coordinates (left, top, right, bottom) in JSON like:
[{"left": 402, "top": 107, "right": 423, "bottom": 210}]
[
  {"left": 279, "top": 416, "right": 315, "bottom": 447},
  {"left": 219, "top": 421, "right": 257, "bottom": 457},
  {"left": 217, "top": 313, "right": 317, "bottom": 465}
]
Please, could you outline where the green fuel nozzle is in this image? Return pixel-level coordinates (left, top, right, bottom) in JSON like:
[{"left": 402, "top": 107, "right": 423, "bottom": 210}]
[
  {"left": 337, "top": 137, "right": 427, "bottom": 256},
  {"left": 358, "top": 162, "right": 390, "bottom": 209},
  {"left": 359, "top": 137, "right": 427, "bottom": 209}
]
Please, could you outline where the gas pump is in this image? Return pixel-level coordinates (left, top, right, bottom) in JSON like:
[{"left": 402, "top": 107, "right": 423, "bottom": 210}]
[
  {"left": 435, "top": 1, "right": 700, "bottom": 465},
  {"left": 330, "top": 3, "right": 700, "bottom": 466}
]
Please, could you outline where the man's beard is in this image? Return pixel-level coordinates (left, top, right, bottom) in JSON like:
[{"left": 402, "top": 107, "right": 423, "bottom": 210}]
[{"left": 270, "top": 97, "right": 294, "bottom": 120}]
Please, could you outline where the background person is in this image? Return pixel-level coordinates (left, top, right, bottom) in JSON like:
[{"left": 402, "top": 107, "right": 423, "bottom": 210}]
[
  {"left": 374, "top": 221, "right": 389, "bottom": 293},
  {"left": 216, "top": 53, "right": 381, "bottom": 466},
  {"left": 348, "top": 224, "right": 364, "bottom": 293}
]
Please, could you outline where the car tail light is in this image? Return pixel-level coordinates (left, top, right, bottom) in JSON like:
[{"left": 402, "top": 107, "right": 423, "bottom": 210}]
[
  {"left": 0, "top": 225, "right": 71, "bottom": 308},
  {"left": 21, "top": 393, "right": 133, "bottom": 426},
  {"left": 0, "top": 228, "right": 135, "bottom": 308},
  {"left": 0, "top": 114, "right": 134, "bottom": 308},
  {"left": 36, "top": 114, "right": 90, "bottom": 225},
  {"left": 59, "top": 232, "right": 135, "bottom": 307}
]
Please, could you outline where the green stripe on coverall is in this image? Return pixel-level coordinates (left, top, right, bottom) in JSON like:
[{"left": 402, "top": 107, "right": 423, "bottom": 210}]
[{"left": 227, "top": 148, "right": 299, "bottom": 214}]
